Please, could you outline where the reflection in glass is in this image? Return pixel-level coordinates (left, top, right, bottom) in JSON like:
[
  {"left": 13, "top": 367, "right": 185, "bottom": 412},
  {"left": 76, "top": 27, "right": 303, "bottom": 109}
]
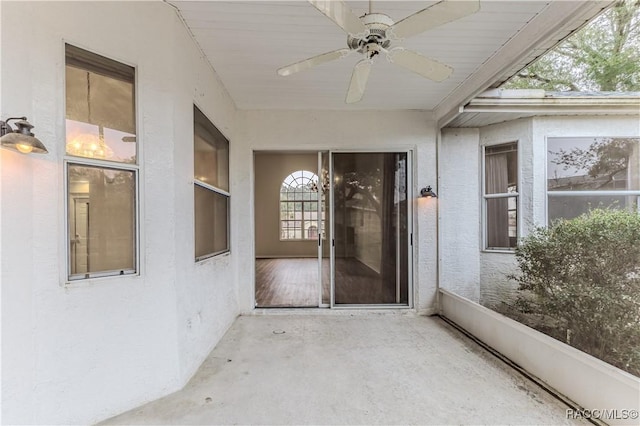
[
  {"left": 194, "top": 106, "right": 229, "bottom": 191},
  {"left": 194, "top": 185, "right": 229, "bottom": 259},
  {"left": 68, "top": 164, "right": 136, "bottom": 278},
  {"left": 65, "top": 45, "right": 136, "bottom": 163},
  {"left": 333, "top": 153, "right": 409, "bottom": 305},
  {"left": 547, "top": 137, "right": 640, "bottom": 222},
  {"left": 547, "top": 137, "right": 639, "bottom": 191}
]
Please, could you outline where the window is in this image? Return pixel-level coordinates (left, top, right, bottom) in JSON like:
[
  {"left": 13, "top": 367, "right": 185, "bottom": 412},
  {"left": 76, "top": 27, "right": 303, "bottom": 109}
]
[
  {"left": 65, "top": 44, "right": 138, "bottom": 280},
  {"left": 280, "top": 170, "right": 324, "bottom": 240},
  {"left": 194, "top": 106, "right": 229, "bottom": 260},
  {"left": 547, "top": 137, "right": 640, "bottom": 222},
  {"left": 483, "top": 142, "right": 518, "bottom": 250}
]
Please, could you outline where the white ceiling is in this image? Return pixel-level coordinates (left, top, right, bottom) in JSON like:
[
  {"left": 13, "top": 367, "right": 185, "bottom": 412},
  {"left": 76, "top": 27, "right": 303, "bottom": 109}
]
[{"left": 169, "top": 1, "right": 610, "bottom": 114}]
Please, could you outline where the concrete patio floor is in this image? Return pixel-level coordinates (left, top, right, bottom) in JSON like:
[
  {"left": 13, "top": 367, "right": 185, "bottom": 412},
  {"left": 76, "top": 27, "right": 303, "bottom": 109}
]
[{"left": 102, "top": 313, "right": 586, "bottom": 425}]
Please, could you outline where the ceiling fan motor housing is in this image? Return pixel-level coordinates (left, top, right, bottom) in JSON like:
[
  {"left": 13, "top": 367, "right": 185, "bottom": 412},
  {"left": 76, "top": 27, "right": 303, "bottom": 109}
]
[{"left": 347, "top": 13, "right": 394, "bottom": 52}]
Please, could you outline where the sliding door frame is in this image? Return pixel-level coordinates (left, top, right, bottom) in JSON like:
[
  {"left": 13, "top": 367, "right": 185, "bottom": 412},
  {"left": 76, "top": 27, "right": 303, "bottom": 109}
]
[
  {"left": 329, "top": 149, "right": 414, "bottom": 309},
  {"left": 318, "top": 151, "right": 330, "bottom": 308}
]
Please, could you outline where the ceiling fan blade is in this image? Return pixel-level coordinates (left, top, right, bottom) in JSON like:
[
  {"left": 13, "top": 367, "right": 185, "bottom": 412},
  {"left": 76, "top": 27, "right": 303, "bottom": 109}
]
[
  {"left": 387, "top": 0, "right": 480, "bottom": 40},
  {"left": 308, "top": 0, "right": 367, "bottom": 37},
  {"left": 345, "top": 59, "right": 372, "bottom": 104},
  {"left": 388, "top": 48, "right": 452, "bottom": 82},
  {"left": 277, "top": 49, "right": 351, "bottom": 76}
]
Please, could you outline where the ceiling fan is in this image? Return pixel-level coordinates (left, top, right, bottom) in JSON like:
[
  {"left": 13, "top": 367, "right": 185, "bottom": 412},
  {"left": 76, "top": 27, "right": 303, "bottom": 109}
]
[{"left": 277, "top": 0, "right": 480, "bottom": 104}]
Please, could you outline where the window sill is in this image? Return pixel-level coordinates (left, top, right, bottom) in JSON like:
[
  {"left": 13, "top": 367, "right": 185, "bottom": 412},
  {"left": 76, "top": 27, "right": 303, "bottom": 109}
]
[
  {"left": 63, "top": 271, "right": 140, "bottom": 288},
  {"left": 481, "top": 249, "right": 516, "bottom": 254},
  {"left": 196, "top": 250, "right": 230, "bottom": 264}
]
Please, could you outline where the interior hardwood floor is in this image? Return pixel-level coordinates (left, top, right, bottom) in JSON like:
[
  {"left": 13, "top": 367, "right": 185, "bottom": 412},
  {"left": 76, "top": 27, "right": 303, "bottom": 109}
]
[
  {"left": 255, "top": 258, "right": 320, "bottom": 307},
  {"left": 255, "top": 257, "right": 403, "bottom": 307}
]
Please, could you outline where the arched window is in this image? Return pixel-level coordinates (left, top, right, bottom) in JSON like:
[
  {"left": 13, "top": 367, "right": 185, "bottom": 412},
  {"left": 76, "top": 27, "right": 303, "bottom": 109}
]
[{"left": 280, "top": 170, "right": 323, "bottom": 240}]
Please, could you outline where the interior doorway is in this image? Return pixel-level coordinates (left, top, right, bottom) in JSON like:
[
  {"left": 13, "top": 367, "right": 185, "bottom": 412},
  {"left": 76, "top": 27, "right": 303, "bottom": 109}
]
[
  {"left": 254, "top": 150, "right": 411, "bottom": 308},
  {"left": 254, "top": 151, "right": 326, "bottom": 307}
]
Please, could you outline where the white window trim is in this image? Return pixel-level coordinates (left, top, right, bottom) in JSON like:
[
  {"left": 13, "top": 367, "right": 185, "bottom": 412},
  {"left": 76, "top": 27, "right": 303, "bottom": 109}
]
[
  {"left": 193, "top": 179, "right": 231, "bottom": 262},
  {"left": 64, "top": 160, "right": 140, "bottom": 283},
  {"left": 193, "top": 105, "right": 231, "bottom": 262},
  {"left": 63, "top": 43, "right": 141, "bottom": 284},
  {"left": 481, "top": 141, "right": 520, "bottom": 253}
]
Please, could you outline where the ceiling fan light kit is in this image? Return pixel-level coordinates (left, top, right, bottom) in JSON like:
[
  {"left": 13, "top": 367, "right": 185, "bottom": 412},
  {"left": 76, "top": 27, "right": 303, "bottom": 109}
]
[{"left": 277, "top": 0, "right": 480, "bottom": 104}]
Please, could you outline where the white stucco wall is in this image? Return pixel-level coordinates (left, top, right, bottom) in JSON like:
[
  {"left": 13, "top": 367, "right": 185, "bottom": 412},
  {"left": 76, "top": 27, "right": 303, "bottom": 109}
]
[
  {"left": 438, "top": 128, "right": 481, "bottom": 302},
  {"left": 234, "top": 110, "right": 438, "bottom": 314},
  {"left": 1, "top": 2, "right": 239, "bottom": 424},
  {"left": 449, "top": 115, "right": 640, "bottom": 310}
]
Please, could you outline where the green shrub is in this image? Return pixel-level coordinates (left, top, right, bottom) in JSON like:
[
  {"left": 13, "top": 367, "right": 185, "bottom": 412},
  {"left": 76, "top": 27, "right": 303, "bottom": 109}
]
[{"left": 511, "top": 208, "right": 640, "bottom": 376}]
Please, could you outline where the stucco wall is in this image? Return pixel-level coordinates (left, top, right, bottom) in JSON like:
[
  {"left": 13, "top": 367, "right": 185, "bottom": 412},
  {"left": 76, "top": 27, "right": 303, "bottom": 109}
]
[
  {"left": 475, "top": 115, "right": 640, "bottom": 309},
  {"left": 254, "top": 152, "right": 318, "bottom": 258},
  {"left": 1, "top": 2, "right": 238, "bottom": 424},
  {"left": 439, "top": 128, "right": 481, "bottom": 302},
  {"left": 234, "top": 110, "right": 438, "bottom": 314}
]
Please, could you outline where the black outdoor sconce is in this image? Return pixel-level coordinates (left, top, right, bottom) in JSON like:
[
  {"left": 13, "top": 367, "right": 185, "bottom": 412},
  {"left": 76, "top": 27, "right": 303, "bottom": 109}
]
[
  {"left": 420, "top": 186, "right": 437, "bottom": 198},
  {"left": 0, "top": 117, "right": 48, "bottom": 154}
]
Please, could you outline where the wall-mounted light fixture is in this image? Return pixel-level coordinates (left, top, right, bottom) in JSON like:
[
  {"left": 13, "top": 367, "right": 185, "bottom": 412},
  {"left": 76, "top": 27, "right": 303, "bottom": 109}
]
[
  {"left": 420, "top": 185, "right": 437, "bottom": 198},
  {"left": 0, "top": 117, "right": 48, "bottom": 154}
]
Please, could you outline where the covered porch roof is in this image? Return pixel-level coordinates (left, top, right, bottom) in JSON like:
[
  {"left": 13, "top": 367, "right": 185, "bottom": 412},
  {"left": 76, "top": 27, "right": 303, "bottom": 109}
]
[
  {"left": 169, "top": 0, "right": 611, "bottom": 124},
  {"left": 447, "top": 89, "right": 640, "bottom": 127}
]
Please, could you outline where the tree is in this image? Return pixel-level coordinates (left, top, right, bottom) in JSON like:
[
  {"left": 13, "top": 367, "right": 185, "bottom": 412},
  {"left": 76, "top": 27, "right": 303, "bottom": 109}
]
[{"left": 504, "top": 0, "right": 640, "bottom": 91}]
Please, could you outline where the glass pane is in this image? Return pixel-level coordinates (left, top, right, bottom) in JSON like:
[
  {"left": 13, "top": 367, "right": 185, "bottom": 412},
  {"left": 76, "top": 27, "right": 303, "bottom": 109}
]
[
  {"left": 321, "top": 152, "right": 331, "bottom": 305},
  {"left": 333, "top": 152, "right": 409, "bottom": 305},
  {"left": 548, "top": 195, "right": 639, "bottom": 222},
  {"left": 65, "top": 46, "right": 136, "bottom": 164},
  {"left": 485, "top": 142, "right": 517, "bottom": 194},
  {"left": 486, "top": 197, "right": 517, "bottom": 249},
  {"left": 195, "top": 186, "right": 229, "bottom": 258},
  {"left": 547, "top": 137, "right": 640, "bottom": 191},
  {"left": 194, "top": 106, "right": 229, "bottom": 191},
  {"left": 68, "top": 164, "right": 136, "bottom": 278}
]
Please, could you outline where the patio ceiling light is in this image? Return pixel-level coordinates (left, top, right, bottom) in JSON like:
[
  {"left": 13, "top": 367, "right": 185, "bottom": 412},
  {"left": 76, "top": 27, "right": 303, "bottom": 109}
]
[
  {"left": 420, "top": 186, "right": 437, "bottom": 198},
  {"left": 0, "top": 117, "right": 48, "bottom": 154}
]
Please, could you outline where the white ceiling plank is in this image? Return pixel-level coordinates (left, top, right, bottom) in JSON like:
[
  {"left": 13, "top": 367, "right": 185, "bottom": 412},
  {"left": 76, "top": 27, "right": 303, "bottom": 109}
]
[{"left": 168, "top": 0, "right": 610, "bottom": 111}]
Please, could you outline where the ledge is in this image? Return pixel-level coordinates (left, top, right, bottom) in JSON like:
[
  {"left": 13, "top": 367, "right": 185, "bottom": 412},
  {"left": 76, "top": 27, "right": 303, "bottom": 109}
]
[{"left": 439, "top": 288, "right": 640, "bottom": 426}]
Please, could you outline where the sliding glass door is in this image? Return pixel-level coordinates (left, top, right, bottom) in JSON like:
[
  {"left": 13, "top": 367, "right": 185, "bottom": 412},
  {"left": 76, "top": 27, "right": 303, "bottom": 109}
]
[
  {"left": 253, "top": 150, "right": 411, "bottom": 308},
  {"left": 331, "top": 152, "right": 411, "bottom": 306}
]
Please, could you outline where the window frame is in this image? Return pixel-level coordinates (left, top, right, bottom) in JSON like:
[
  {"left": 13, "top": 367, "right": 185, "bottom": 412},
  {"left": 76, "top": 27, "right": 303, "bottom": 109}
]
[
  {"left": 545, "top": 136, "right": 640, "bottom": 226},
  {"left": 63, "top": 43, "right": 140, "bottom": 283},
  {"left": 279, "top": 170, "right": 324, "bottom": 242},
  {"left": 193, "top": 104, "right": 230, "bottom": 262},
  {"left": 481, "top": 141, "right": 520, "bottom": 253}
]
